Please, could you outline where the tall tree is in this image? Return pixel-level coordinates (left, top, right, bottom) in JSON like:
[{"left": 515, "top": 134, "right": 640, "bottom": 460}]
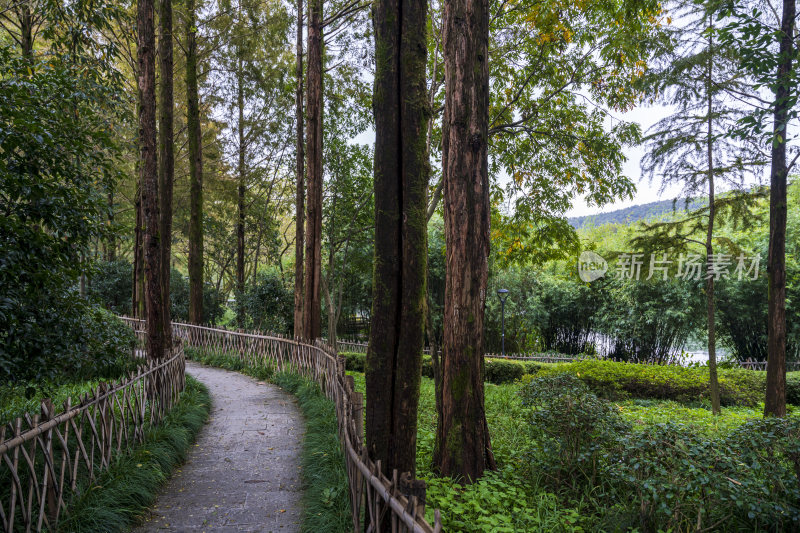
[
  {"left": 303, "top": 0, "right": 323, "bottom": 339},
  {"left": 293, "top": 0, "right": 304, "bottom": 338},
  {"left": 433, "top": 0, "right": 496, "bottom": 481},
  {"left": 236, "top": 51, "right": 246, "bottom": 322},
  {"left": 366, "top": 0, "right": 428, "bottom": 487},
  {"left": 138, "top": 0, "right": 166, "bottom": 359},
  {"left": 186, "top": 0, "right": 204, "bottom": 324},
  {"left": 636, "top": 0, "right": 764, "bottom": 415},
  {"left": 719, "top": 0, "right": 799, "bottom": 416},
  {"left": 158, "top": 0, "right": 174, "bottom": 345},
  {"left": 764, "top": 0, "right": 796, "bottom": 417}
]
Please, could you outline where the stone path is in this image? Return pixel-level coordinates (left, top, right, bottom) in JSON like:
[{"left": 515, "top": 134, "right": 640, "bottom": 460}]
[{"left": 135, "top": 361, "right": 304, "bottom": 533}]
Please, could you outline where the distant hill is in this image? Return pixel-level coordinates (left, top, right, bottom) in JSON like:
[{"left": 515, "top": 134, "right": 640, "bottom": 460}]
[{"left": 569, "top": 198, "right": 707, "bottom": 229}]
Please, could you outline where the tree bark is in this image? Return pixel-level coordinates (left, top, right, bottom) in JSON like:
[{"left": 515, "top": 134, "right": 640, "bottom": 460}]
[
  {"left": 138, "top": 0, "right": 165, "bottom": 360},
  {"left": 705, "top": 21, "right": 721, "bottom": 416},
  {"left": 132, "top": 179, "right": 143, "bottom": 317},
  {"left": 433, "top": 0, "right": 496, "bottom": 481},
  {"left": 366, "top": 0, "right": 428, "bottom": 489},
  {"left": 186, "top": 0, "right": 204, "bottom": 325},
  {"left": 158, "top": 0, "right": 174, "bottom": 348},
  {"left": 236, "top": 56, "right": 246, "bottom": 324},
  {"left": 303, "top": 0, "right": 323, "bottom": 340},
  {"left": 294, "top": 0, "right": 305, "bottom": 338},
  {"left": 764, "top": 0, "right": 795, "bottom": 418},
  {"left": 18, "top": 2, "right": 33, "bottom": 57}
]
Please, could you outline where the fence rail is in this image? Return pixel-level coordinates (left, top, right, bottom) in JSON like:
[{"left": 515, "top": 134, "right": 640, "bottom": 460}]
[
  {"left": 0, "top": 330, "right": 185, "bottom": 533},
  {"left": 168, "top": 321, "right": 442, "bottom": 533}
]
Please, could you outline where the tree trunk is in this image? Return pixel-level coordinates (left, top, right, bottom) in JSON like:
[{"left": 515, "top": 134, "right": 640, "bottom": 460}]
[
  {"left": 236, "top": 58, "right": 246, "bottom": 325},
  {"left": 764, "top": 0, "right": 795, "bottom": 418},
  {"left": 187, "top": 0, "right": 204, "bottom": 325},
  {"left": 366, "top": 0, "right": 428, "bottom": 490},
  {"left": 294, "top": 0, "right": 305, "bottom": 338},
  {"left": 133, "top": 180, "right": 143, "bottom": 317},
  {"left": 158, "top": 0, "right": 174, "bottom": 348},
  {"left": 303, "top": 0, "right": 323, "bottom": 340},
  {"left": 138, "top": 0, "right": 165, "bottom": 360},
  {"left": 18, "top": 3, "right": 33, "bottom": 57},
  {"left": 434, "top": 0, "right": 496, "bottom": 481},
  {"left": 705, "top": 22, "right": 721, "bottom": 416}
]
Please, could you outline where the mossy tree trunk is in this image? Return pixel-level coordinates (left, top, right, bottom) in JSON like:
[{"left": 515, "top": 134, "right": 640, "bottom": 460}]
[
  {"left": 433, "top": 0, "right": 496, "bottom": 481},
  {"left": 158, "top": 0, "right": 174, "bottom": 347},
  {"left": 764, "top": 0, "right": 795, "bottom": 418},
  {"left": 365, "top": 0, "right": 429, "bottom": 492},
  {"left": 303, "top": 0, "right": 323, "bottom": 340},
  {"left": 294, "top": 0, "right": 305, "bottom": 338},
  {"left": 186, "top": 0, "right": 204, "bottom": 325},
  {"left": 138, "top": 0, "right": 165, "bottom": 360}
]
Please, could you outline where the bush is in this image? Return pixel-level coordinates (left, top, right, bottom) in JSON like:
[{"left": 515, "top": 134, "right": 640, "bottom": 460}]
[
  {"left": 613, "top": 418, "right": 800, "bottom": 531},
  {"left": 535, "top": 359, "right": 767, "bottom": 406},
  {"left": 237, "top": 270, "right": 293, "bottom": 334},
  {"left": 168, "top": 268, "right": 225, "bottom": 324},
  {"left": 0, "top": 297, "right": 136, "bottom": 386},
  {"left": 520, "top": 374, "right": 629, "bottom": 491},
  {"left": 343, "top": 352, "right": 534, "bottom": 385},
  {"left": 88, "top": 260, "right": 133, "bottom": 315}
]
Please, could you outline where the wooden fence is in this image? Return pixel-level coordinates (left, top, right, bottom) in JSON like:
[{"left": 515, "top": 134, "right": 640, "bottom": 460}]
[
  {"left": 0, "top": 332, "right": 185, "bottom": 532},
  {"left": 166, "top": 320, "right": 442, "bottom": 533}
]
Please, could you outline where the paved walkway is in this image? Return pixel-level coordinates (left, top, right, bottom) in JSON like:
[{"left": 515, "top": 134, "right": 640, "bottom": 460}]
[{"left": 135, "top": 361, "right": 304, "bottom": 533}]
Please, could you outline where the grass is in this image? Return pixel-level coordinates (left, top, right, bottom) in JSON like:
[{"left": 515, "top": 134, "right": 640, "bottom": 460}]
[
  {"left": 185, "top": 347, "right": 350, "bottom": 533},
  {"left": 272, "top": 372, "right": 350, "bottom": 533},
  {"left": 57, "top": 376, "right": 211, "bottom": 532}
]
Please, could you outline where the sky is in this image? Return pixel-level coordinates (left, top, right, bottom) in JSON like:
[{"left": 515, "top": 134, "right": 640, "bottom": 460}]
[{"left": 564, "top": 103, "right": 683, "bottom": 218}]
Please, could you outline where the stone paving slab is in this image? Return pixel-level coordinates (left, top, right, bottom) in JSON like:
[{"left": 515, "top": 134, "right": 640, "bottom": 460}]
[{"left": 135, "top": 361, "right": 304, "bottom": 533}]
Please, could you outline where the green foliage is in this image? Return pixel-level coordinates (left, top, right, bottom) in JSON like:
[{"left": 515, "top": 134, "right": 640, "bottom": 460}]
[
  {"left": 612, "top": 418, "right": 800, "bottom": 531},
  {"left": 520, "top": 374, "right": 630, "bottom": 492},
  {"left": 533, "top": 359, "right": 768, "bottom": 406},
  {"left": 87, "top": 260, "right": 133, "bottom": 316},
  {"left": 59, "top": 377, "right": 210, "bottom": 532},
  {"left": 271, "top": 372, "right": 350, "bottom": 533},
  {"left": 0, "top": 44, "right": 126, "bottom": 385},
  {"left": 184, "top": 347, "right": 274, "bottom": 381},
  {"left": 236, "top": 270, "right": 293, "bottom": 334},
  {"left": 425, "top": 468, "right": 584, "bottom": 532},
  {"left": 168, "top": 268, "right": 226, "bottom": 325},
  {"left": 570, "top": 198, "right": 708, "bottom": 228}
]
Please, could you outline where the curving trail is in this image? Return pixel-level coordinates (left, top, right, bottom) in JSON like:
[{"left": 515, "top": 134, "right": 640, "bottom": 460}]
[{"left": 135, "top": 361, "right": 304, "bottom": 533}]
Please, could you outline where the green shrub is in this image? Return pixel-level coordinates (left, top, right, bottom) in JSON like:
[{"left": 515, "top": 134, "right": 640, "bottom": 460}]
[
  {"left": 535, "top": 359, "right": 767, "bottom": 406},
  {"left": 788, "top": 372, "right": 800, "bottom": 405},
  {"left": 484, "top": 359, "right": 526, "bottom": 384},
  {"left": 612, "top": 418, "right": 800, "bottom": 531},
  {"left": 520, "top": 374, "right": 629, "bottom": 492},
  {"left": 343, "top": 352, "right": 533, "bottom": 385}
]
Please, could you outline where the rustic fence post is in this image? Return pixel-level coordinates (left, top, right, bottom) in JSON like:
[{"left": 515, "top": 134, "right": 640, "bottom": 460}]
[{"left": 41, "top": 398, "right": 59, "bottom": 526}]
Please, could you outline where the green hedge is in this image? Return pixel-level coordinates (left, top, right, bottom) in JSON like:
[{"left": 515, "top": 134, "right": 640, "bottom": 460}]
[
  {"left": 533, "top": 359, "right": 800, "bottom": 407},
  {"left": 341, "top": 352, "right": 542, "bottom": 385}
]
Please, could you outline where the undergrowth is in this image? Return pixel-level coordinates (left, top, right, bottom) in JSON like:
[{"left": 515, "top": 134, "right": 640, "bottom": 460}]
[{"left": 58, "top": 376, "right": 210, "bottom": 532}]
